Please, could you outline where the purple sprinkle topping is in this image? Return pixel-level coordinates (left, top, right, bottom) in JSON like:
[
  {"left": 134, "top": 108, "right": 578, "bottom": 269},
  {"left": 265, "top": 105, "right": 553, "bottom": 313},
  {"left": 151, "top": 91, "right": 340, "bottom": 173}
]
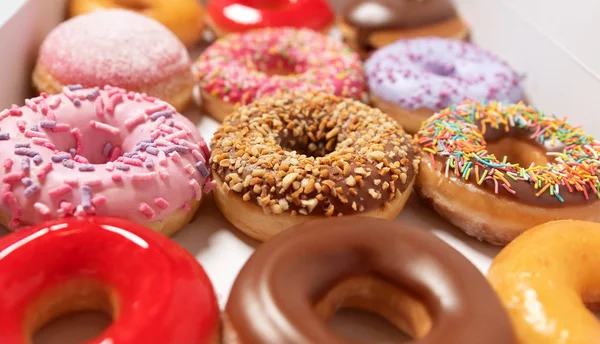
[
  {"left": 39, "top": 120, "right": 57, "bottom": 129},
  {"left": 29, "top": 124, "right": 39, "bottom": 132},
  {"left": 0, "top": 132, "right": 9, "bottom": 140},
  {"left": 69, "top": 148, "right": 77, "bottom": 155},
  {"left": 73, "top": 99, "right": 82, "bottom": 107},
  {"left": 144, "top": 159, "right": 154, "bottom": 168},
  {"left": 149, "top": 109, "right": 174, "bottom": 121},
  {"left": 21, "top": 177, "right": 32, "bottom": 186},
  {"left": 67, "top": 84, "right": 83, "bottom": 91},
  {"left": 115, "top": 163, "right": 130, "bottom": 171},
  {"left": 103, "top": 142, "right": 113, "bottom": 157},
  {"left": 140, "top": 139, "right": 152, "bottom": 143},
  {"left": 86, "top": 87, "right": 100, "bottom": 100},
  {"left": 195, "top": 161, "right": 210, "bottom": 177},
  {"left": 33, "top": 155, "right": 43, "bottom": 165},
  {"left": 78, "top": 164, "right": 95, "bottom": 172},
  {"left": 163, "top": 145, "right": 189, "bottom": 154},
  {"left": 51, "top": 152, "right": 71, "bottom": 163},
  {"left": 146, "top": 146, "right": 159, "bottom": 155},
  {"left": 62, "top": 160, "right": 74, "bottom": 169},
  {"left": 81, "top": 185, "right": 92, "bottom": 210},
  {"left": 21, "top": 158, "right": 30, "bottom": 170},
  {"left": 24, "top": 184, "right": 40, "bottom": 198},
  {"left": 15, "top": 142, "right": 30, "bottom": 148},
  {"left": 167, "top": 120, "right": 175, "bottom": 127},
  {"left": 15, "top": 148, "right": 38, "bottom": 157}
]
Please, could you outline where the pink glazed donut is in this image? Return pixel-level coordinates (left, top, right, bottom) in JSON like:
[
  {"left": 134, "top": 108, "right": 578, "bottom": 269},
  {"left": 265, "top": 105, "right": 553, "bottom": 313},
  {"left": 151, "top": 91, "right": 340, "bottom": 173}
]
[
  {"left": 365, "top": 37, "right": 525, "bottom": 134},
  {"left": 194, "top": 27, "right": 366, "bottom": 121},
  {"left": 33, "top": 9, "right": 194, "bottom": 112},
  {"left": 0, "top": 85, "right": 212, "bottom": 235}
]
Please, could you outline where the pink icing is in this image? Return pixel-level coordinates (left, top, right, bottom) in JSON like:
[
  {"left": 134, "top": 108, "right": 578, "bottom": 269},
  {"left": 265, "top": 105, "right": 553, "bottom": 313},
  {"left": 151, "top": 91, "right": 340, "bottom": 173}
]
[
  {"left": 38, "top": 9, "right": 191, "bottom": 90},
  {"left": 194, "top": 28, "right": 366, "bottom": 104},
  {"left": 0, "top": 85, "right": 211, "bottom": 229}
]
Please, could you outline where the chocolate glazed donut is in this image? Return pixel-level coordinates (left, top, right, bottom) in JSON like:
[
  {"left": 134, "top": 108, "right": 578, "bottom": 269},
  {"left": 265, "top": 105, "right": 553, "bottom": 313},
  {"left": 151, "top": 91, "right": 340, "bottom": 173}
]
[
  {"left": 224, "top": 217, "right": 516, "bottom": 343},
  {"left": 340, "top": 0, "right": 470, "bottom": 56}
]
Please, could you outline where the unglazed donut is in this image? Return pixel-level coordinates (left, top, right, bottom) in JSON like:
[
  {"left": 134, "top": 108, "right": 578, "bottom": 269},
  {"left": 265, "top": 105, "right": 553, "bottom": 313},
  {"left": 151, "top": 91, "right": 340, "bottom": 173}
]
[
  {"left": 340, "top": 0, "right": 470, "bottom": 58},
  {"left": 488, "top": 220, "right": 600, "bottom": 343},
  {"left": 194, "top": 27, "right": 365, "bottom": 122},
  {"left": 0, "top": 216, "right": 220, "bottom": 343},
  {"left": 68, "top": 0, "right": 205, "bottom": 46},
  {"left": 33, "top": 9, "right": 194, "bottom": 112},
  {"left": 0, "top": 85, "right": 212, "bottom": 235},
  {"left": 225, "top": 217, "right": 516, "bottom": 343},
  {"left": 415, "top": 101, "right": 600, "bottom": 245},
  {"left": 206, "top": 0, "right": 334, "bottom": 37},
  {"left": 211, "top": 92, "right": 418, "bottom": 241},
  {"left": 365, "top": 38, "right": 525, "bottom": 134}
]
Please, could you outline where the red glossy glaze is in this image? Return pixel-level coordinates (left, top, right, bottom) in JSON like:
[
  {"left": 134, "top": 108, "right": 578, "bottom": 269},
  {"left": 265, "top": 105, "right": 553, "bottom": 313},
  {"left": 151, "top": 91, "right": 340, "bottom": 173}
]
[
  {"left": 207, "top": 0, "right": 334, "bottom": 33},
  {"left": 0, "top": 217, "right": 219, "bottom": 343}
]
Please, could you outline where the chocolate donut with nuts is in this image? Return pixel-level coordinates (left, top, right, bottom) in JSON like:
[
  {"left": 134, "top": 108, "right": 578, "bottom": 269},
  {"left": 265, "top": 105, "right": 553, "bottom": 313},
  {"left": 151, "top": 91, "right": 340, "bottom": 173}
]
[{"left": 210, "top": 92, "right": 418, "bottom": 241}]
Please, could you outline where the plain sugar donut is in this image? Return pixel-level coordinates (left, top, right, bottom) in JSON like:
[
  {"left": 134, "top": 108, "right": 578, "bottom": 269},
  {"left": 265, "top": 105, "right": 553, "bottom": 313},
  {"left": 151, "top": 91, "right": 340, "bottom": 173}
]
[
  {"left": 415, "top": 100, "right": 600, "bottom": 245},
  {"left": 211, "top": 92, "right": 418, "bottom": 241},
  {"left": 0, "top": 216, "right": 220, "bottom": 343},
  {"left": 0, "top": 85, "right": 212, "bottom": 235},
  {"left": 488, "top": 220, "right": 600, "bottom": 343},
  {"left": 33, "top": 9, "right": 194, "bottom": 112}
]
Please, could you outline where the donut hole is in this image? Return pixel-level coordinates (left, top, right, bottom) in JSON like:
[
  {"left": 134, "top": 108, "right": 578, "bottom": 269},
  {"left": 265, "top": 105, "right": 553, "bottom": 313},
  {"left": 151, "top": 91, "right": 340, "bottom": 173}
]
[
  {"left": 316, "top": 275, "right": 432, "bottom": 341},
  {"left": 423, "top": 60, "right": 456, "bottom": 77},
  {"left": 277, "top": 122, "right": 339, "bottom": 158},
  {"left": 486, "top": 137, "right": 549, "bottom": 167},
  {"left": 28, "top": 279, "right": 114, "bottom": 344}
]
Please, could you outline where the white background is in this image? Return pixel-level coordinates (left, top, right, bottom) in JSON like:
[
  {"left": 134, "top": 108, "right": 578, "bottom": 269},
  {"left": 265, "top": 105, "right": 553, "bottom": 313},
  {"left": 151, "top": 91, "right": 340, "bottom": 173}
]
[{"left": 0, "top": 0, "right": 596, "bottom": 342}]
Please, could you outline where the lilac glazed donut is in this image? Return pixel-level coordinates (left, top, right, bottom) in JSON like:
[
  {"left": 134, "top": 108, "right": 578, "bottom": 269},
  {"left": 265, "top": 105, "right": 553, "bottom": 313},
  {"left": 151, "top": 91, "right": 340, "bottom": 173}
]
[
  {"left": 0, "top": 85, "right": 212, "bottom": 235},
  {"left": 365, "top": 37, "right": 525, "bottom": 133}
]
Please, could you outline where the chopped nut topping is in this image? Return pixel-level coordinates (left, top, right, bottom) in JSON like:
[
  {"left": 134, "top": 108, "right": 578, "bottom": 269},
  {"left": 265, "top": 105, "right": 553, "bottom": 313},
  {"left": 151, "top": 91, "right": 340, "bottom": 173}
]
[{"left": 210, "top": 92, "right": 419, "bottom": 216}]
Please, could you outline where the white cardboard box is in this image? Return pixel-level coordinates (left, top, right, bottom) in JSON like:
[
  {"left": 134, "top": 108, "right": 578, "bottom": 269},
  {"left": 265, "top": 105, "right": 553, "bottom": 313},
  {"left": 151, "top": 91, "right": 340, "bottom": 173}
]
[{"left": 0, "top": 0, "right": 595, "bottom": 341}]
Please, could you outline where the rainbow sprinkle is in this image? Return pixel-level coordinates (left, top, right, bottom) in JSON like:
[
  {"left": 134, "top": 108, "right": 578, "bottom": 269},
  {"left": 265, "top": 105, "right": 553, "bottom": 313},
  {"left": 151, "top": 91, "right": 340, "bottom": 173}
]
[{"left": 415, "top": 100, "right": 600, "bottom": 204}]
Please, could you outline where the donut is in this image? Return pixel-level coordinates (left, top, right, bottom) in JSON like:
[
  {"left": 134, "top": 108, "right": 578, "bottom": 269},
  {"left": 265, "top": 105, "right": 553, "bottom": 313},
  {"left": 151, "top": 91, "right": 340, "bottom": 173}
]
[
  {"left": 205, "top": 0, "right": 334, "bottom": 38},
  {"left": 224, "top": 217, "right": 516, "bottom": 343},
  {"left": 415, "top": 100, "right": 600, "bottom": 245},
  {"left": 210, "top": 92, "right": 418, "bottom": 241},
  {"left": 0, "top": 85, "right": 212, "bottom": 235},
  {"left": 339, "top": 0, "right": 470, "bottom": 58},
  {"left": 365, "top": 38, "right": 525, "bottom": 134},
  {"left": 488, "top": 220, "right": 600, "bottom": 343},
  {"left": 67, "top": 0, "right": 205, "bottom": 46},
  {"left": 33, "top": 9, "right": 194, "bottom": 113},
  {"left": 0, "top": 216, "right": 220, "bottom": 343},
  {"left": 194, "top": 27, "right": 366, "bottom": 122}
]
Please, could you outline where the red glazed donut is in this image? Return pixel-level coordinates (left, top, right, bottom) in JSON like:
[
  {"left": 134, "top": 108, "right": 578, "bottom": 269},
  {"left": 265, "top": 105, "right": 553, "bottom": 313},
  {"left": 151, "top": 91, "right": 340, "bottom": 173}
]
[
  {"left": 206, "top": 0, "right": 334, "bottom": 37},
  {"left": 0, "top": 217, "right": 220, "bottom": 343}
]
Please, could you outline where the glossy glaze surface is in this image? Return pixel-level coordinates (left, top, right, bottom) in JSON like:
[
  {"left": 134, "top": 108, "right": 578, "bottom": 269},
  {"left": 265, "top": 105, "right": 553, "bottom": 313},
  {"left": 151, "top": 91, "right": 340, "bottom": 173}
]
[
  {"left": 226, "top": 217, "right": 516, "bottom": 343},
  {"left": 207, "top": 0, "right": 334, "bottom": 33},
  {"left": 0, "top": 217, "right": 219, "bottom": 343},
  {"left": 489, "top": 220, "right": 600, "bottom": 343}
]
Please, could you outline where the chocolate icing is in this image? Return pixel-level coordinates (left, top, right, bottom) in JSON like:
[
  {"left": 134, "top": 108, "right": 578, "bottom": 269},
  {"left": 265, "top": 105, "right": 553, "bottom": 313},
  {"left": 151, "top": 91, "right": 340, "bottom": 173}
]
[
  {"left": 226, "top": 217, "right": 516, "bottom": 343},
  {"left": 343, "top": 0, "right": 458, "bottom": 50},
  {"left": 432, "top": 124, "right": 592, "bottom": 206},
  {"left": 211, "top": 94, "right": 418, "bottom": 216}
]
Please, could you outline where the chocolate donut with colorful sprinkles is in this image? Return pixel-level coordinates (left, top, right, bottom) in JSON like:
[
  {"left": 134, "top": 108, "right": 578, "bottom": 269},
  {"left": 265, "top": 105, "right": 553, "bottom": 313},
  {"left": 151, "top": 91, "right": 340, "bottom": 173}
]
[{"left": 415, "top": 100, "right": 600, "bottom": 245}]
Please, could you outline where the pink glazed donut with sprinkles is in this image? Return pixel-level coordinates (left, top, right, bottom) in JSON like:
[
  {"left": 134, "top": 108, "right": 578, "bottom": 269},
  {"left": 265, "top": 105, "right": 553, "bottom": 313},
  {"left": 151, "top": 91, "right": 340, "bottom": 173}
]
[
  {"left": 365, "top": 37, "right": 526, "bottom": 134},
  {"left": 194, "top": 27, "right": 366, "bottom": 121},
  {"left": 33, "top": 9, "right": 194, "bottom": 113},
  {"left": 0, "top": 85, "right": 212, "bottom": 236}
]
